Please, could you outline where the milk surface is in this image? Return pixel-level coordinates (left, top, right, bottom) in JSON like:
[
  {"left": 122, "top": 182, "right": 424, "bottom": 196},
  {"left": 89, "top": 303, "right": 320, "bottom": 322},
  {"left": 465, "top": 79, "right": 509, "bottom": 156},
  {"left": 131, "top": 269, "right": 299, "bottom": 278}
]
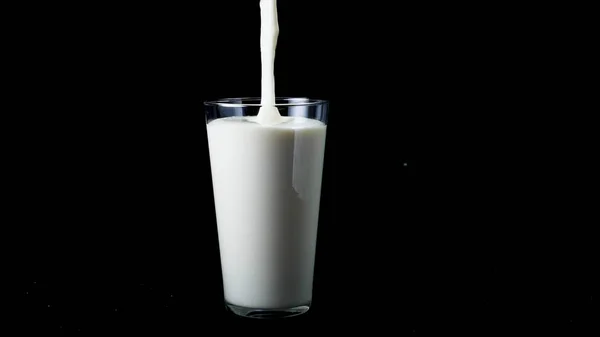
[{"left": 207, "top": 116, "right": 327, "bottom": 308}]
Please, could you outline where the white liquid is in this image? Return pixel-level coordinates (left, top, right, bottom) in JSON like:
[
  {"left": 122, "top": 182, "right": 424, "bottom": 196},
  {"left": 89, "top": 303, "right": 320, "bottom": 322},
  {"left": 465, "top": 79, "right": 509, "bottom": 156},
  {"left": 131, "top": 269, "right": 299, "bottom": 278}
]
[
  {"left": 256, "top": 0, "right": 283, "bottom": 125},
  {"left": 207, "top": 116, "right": 327, "bottom": 308}
]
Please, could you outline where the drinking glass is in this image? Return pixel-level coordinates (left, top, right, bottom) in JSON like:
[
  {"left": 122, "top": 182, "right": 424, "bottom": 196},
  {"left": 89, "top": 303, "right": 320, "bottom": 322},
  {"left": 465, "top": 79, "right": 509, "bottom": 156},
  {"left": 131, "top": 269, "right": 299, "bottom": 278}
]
[{"left": 204, "top": 97, "right": 329, "bottom": 318}]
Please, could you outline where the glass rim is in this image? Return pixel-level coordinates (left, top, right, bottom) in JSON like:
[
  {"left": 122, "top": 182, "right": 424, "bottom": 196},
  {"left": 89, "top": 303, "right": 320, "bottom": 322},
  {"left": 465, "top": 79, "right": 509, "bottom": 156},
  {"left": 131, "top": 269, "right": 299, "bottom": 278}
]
[{"left": 204, "top": 97, "right": 328, "bottom": 108}]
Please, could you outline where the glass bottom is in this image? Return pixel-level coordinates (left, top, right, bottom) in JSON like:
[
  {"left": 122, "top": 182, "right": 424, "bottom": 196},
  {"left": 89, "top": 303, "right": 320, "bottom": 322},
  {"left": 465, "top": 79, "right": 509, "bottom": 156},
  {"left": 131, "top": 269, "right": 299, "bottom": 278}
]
[{"left": 226, "top": 303, "right": 310, "bottom": 319}]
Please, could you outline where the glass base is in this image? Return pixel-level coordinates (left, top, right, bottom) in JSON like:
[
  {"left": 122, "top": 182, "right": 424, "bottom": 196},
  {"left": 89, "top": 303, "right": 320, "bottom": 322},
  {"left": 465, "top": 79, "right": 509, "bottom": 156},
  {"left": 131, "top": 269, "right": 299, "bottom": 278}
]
[{"left": 226, "top": 303, "right": 310, "bottom": 319}]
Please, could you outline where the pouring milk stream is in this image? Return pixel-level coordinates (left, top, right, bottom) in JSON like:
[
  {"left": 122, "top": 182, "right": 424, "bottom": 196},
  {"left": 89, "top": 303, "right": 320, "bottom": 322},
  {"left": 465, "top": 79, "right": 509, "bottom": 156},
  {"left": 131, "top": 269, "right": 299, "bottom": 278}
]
[{"left": 256, "top": 0, "right": 283, "bottom": 125}]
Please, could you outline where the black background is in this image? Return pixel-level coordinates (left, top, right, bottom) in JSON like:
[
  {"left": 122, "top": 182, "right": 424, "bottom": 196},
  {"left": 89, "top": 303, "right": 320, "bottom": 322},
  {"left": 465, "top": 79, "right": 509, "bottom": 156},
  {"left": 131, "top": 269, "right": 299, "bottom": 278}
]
[{"left": 13, "top": 1, "right": 594, "bottom": 335}]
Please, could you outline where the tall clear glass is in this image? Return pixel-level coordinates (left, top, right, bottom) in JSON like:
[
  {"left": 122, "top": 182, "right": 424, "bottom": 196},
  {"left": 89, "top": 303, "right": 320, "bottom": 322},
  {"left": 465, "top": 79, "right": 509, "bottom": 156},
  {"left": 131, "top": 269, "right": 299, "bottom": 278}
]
[{"left": 204, "top": 97, "right": 329, "bottom": 318}]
